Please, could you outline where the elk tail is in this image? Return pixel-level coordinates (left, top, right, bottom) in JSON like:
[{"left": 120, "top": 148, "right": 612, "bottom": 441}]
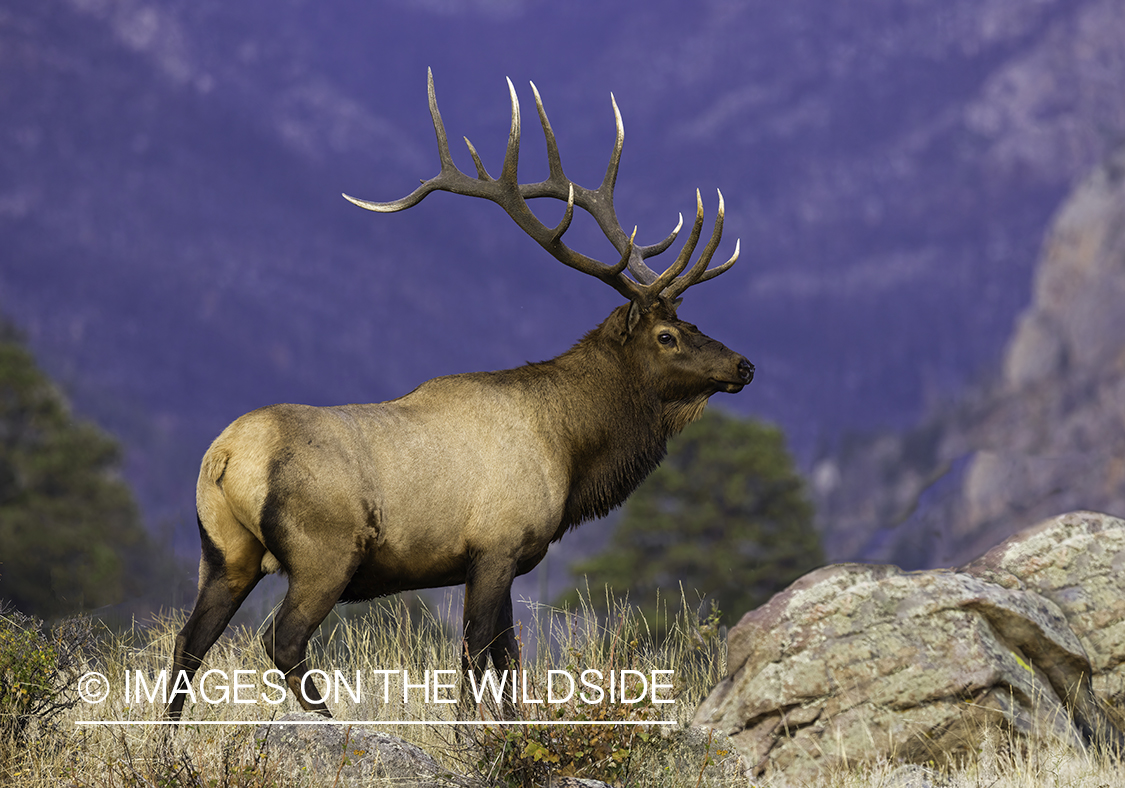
[{"left": 201, "top": 446, "right": 231, "bottom": 490}]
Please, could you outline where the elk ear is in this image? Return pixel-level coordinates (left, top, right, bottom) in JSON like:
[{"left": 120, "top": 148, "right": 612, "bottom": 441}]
[{"left": 625, "top": 300, "right": 643, "bottom": 337}]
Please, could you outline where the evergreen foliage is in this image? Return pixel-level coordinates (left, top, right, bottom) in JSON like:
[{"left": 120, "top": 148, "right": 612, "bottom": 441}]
[
  {"left": 0, "top": 322, "right": 151, "bottom": 618},
  {"left": 570, "top": 408, "right": 822, "bottom": 625}
]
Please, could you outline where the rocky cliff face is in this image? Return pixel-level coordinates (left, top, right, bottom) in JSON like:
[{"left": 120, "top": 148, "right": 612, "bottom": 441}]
[
  {"left": 959, "top": 144, "right": 1125, "bottom": 549},
  {"left": 816, "top": 142, "right": 1125, "bottom": 566}
]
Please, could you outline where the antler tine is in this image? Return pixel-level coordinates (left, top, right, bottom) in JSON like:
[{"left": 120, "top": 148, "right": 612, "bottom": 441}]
[
  {"left": 498, "top": 78, "right": 522, "bottom": 187},
  {"left": 502, "top": 79, "right": 640, "bottom": 297},
  {"left": 463, "top": 137, "right": 491, "bottom": 180},
  {"left": 602, "top": 93, "right": 625, "bottom": 193},
  {"left": 530, "top": 82, "right": 566, "bottom": 185},
  {"left": 638, "top": 213, "right": 684, "bottom": 259},
  {"left": 343, "top": 68, "right": 458, "bottom": 213},
  {"left": 662, "top": 189, "right": 730, "bottom": 300},
  {"left": 623, "top": 212, "right": 684, "bottom": 286},
  {"left": 638, "top": 190, "right": 740, "bottom": 302},
  {"left": 644, "top": 190, "right": 707, "bottom": 294},
  {"left": 610, "top": 227, "right": 639, "bottom": 277},
  {"left": 693, "top": 238, "right": 741, "bottom": 286},
  {"left": 429, "top": 67, "right": 457, "bottom": 172},
  {"left": 523, "top": 86, "right": 641, "bottom": 264},
  {"left": 548, "top": 184, "right": 576, "bottom": 245}
]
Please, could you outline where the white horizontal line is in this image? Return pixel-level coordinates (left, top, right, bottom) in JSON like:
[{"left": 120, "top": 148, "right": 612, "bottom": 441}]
[{"left": 76, "top": 719, "right": 677, "bottom": 727}]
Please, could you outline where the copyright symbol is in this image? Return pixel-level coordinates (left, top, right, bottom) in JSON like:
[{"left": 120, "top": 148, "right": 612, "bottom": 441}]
[{"left": 78, "top": 672, "right": 109, "bottom": 704}]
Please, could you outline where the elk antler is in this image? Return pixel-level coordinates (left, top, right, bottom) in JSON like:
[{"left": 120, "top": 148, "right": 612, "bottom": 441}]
[{"left": 343, "top": 68, "right": 740, "bottom": 308}]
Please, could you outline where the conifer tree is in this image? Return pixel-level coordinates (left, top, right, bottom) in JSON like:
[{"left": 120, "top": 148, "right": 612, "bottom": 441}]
[
  {"left": 0, "top": 322, "right": 151, "bottom": 618},
  {"left": 570, "top": 408, "right": 822, "bottom": 625}
]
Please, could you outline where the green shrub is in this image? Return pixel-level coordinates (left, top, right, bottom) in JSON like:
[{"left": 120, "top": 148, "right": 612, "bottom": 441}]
[
  {"left": 474, "top": 688, "right": 663, "bottom": 787},
  {"left": 0, "top": 605, "right": 92, "bottom": 747},
  {"left": 468, "top": 592, "right": 732, "bottom": 787}
]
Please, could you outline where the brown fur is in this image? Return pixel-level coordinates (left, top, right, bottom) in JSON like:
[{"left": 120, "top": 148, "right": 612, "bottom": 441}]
[{"left": 166, "top": 297, "right": 752, "bottom": 719}]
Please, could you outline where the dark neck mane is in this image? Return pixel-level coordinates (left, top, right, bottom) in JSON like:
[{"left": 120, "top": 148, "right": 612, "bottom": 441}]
[{"left": 506, "top": 309, "right": 708, "bottom": 539}]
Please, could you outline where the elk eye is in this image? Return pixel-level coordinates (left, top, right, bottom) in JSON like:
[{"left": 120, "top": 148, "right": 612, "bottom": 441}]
[{"left": 658, "top": 332, "right": 675, "bottom": 346}]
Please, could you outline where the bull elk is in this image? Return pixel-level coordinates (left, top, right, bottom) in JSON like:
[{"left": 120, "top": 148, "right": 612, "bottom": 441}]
[{"left": 167, "top": 69, "right": 753, "bottom": 720}]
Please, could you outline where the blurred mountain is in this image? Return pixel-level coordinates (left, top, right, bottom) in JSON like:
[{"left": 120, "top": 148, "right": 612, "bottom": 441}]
[
  {"left": 814, "top": 140, "right": 1125, "bottom": 566},
  {"left": 2, "top": 0, "right": 1125, "bottom": 572}
]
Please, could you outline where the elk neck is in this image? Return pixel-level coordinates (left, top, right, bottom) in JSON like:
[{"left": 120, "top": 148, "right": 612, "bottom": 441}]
[{"left": 497, "top": 303, "right": 704, "bottom": 536}]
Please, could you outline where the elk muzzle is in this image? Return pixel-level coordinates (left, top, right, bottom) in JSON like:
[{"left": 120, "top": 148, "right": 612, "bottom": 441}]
[{"left": 718, "top": 356, "right": 754, "bottom": 393}]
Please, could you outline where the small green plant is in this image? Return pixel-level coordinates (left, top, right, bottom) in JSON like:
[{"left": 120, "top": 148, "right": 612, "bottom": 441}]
[
  {"left": 473, "top": 679, "right": 663, "bottom": 787},
  {"left": 0, "top": 605, "right": 92, "bottom": 747},
  {"left": 469, "top": 590, "right": 731, "bottom": 788}
]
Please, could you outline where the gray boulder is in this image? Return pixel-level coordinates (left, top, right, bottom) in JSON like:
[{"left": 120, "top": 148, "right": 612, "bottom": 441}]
[
  {"left": 964, "top": 511, "right": 1125, "bottom": 707},
  {"left": 693, "top": 511, "right": 1125, "bottom": 783},
  {"left": 253, "top": 712, "right": 466, "bottom": 787}
]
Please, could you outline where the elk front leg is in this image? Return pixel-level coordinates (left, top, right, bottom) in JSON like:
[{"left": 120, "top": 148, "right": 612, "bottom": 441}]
[
  {"left": 461, "top": 556, "right": 518, "bottom": 717},
  {"left": 489, "top": 593, "right": 519, "bottom": 673}
]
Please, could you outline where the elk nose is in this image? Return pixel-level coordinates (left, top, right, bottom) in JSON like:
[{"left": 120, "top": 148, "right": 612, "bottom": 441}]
[{"left": 738, "top": 358, "right": 755, "bottom": 383}]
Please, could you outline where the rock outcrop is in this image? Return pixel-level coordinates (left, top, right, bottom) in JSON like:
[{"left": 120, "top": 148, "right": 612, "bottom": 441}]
[
  {"left": 964, "top": 511, "right": 1125, "bottom": 707},
  {"left": 693, "top": 511, "right": 1125, "bottom": 784}
]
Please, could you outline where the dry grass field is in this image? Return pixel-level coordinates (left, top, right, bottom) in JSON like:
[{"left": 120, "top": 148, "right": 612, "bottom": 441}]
[{"left": 2, "top": 592, "right": 1123, "bottom": 787}]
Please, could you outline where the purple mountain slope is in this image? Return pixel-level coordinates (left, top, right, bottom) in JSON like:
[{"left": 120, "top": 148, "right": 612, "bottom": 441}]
[{"left": 2, "top": 0, "right": 1124, "bottom": 571}]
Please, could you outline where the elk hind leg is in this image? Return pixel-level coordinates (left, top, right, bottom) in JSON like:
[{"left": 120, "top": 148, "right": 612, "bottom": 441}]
[
  {"left": 168, "top": 517, "right": 264, "bottom": 720},
  {"left": 261, "top": 570, "right": 354, "bottom": 717}
]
